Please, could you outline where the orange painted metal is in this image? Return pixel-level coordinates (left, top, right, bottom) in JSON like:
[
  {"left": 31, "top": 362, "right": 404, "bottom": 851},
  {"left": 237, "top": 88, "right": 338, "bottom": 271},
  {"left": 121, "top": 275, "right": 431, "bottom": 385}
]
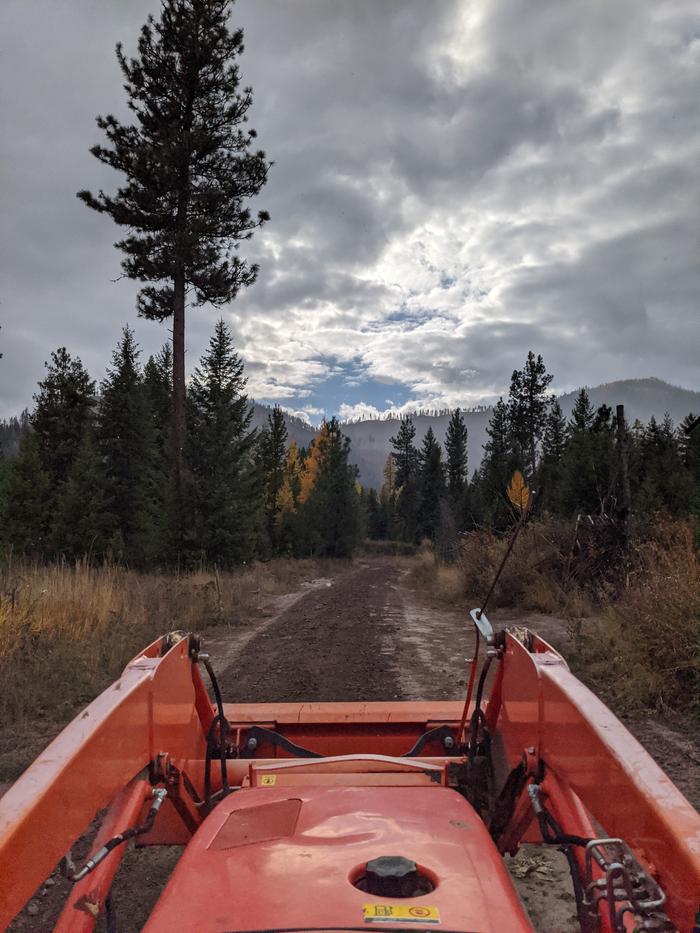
[
  {"left": 1, "top": 628, "right": 699, "bottom": 931},
  {"left": 54, "top": 778, "right": 150, "bottom": 933},
  {"left": 0, "top": 636, "right": 207, "bottom": 929},
  {"left": 142, "top": 784, "right": 535, "bottom": 933},
  {"left": 224, "top": 700, "right": 466, "bottom": 758},
  {"left": 495, "top": 631, "right": 700, "bottom": 931}
]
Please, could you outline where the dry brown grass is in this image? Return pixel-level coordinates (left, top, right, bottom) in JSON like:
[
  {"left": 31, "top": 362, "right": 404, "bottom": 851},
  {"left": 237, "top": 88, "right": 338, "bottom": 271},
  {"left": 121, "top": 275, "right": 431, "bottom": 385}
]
[
  {"left": 414, "top": 517, "right": 700, "bottom": 717},
  {"left": 0, "top": 557, "right": 328, "bottom": 780},
  {"left": 573, "top": 520, "right": 700, "bottom": 714},
  {"left": 415, "top": 521, "right": 593, "bottom": 618}
]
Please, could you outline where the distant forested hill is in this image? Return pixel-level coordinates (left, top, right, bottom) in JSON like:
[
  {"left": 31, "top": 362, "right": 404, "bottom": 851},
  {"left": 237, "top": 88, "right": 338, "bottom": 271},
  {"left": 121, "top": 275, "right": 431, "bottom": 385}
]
[
  {"left": 250, "top": 404, "right": 316, "bottom": 449},
  {"left": 252, "top": 378, "right": 699, "bottom": 489}
]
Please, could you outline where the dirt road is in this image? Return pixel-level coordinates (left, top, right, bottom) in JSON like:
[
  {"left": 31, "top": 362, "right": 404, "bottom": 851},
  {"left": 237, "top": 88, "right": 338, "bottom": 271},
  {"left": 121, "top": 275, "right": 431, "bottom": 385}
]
[{"left": 211, "top": 557, "right": 474, "bottom": 703}]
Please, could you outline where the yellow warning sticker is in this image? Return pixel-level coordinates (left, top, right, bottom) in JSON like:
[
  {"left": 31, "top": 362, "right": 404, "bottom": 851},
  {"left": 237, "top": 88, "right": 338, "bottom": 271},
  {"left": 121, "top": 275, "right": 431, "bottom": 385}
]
[
  {"left": 260, "top": 774, "right": 276, "bottom": 786},
  {"left": 363, "top": 904, "right": 440, "bottom": 924}
]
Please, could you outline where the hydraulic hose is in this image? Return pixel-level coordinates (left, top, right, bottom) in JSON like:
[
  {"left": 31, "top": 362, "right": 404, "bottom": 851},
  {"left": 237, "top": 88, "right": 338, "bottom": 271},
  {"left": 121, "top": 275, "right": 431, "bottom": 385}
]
[
  {"left": 68, "top": 788, "right": 167, "bottom": 882},
  {"left": 198, "top": 652, "right": 231, "bottom": 802},
  {"left": 468, "top": 654, "right": 493, "bottom": 767}
]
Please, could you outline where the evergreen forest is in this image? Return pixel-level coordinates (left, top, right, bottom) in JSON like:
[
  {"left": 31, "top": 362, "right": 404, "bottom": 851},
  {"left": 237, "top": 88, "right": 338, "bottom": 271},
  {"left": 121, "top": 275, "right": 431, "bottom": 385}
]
[{"left": 1, "top": 342, "right": 698, "bottom": 568}]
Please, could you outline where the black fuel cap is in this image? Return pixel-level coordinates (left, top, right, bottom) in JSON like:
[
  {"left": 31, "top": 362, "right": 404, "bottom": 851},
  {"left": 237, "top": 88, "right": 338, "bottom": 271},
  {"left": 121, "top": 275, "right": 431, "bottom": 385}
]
[{"left": 365, "top": 856, "right": 418, "bottom": 898}]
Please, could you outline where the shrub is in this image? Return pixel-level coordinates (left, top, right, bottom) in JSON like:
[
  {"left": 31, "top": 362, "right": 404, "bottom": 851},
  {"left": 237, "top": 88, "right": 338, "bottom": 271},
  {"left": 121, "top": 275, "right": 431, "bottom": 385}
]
[{"left": 573, "top": 519, "right": 699, "bottom": 714}]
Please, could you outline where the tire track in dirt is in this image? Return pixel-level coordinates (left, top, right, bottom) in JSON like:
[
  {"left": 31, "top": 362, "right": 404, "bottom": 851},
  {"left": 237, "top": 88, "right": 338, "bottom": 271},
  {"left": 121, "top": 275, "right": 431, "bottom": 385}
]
[{"left": 216, "top": 559, "right": 403, "bottom": 702}]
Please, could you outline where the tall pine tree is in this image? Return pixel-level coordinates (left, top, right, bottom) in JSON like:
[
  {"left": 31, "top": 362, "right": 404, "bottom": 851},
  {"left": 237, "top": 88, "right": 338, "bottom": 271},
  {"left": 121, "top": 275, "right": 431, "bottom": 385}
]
[
  {"left": 32, "top": 347, "right": 96, "bottom": 491},
  {"left": 258, "top": 406, "right": 288, "bottom": 554},
  {"left": 78, "top": 0, "right": 270, "bottom": 519},
  {"left": 143, "top": 344, "right": 175, "bottom": 558},
  {"left": 537, "top": 400, "right": 567, "bottom": 512},
  {"left": 560, "top": 390, "right": 595, "bottom": 515},
  {"left": 390, "top": 417, "right": 420, "bottom": 541},
  {"left": 417, "top": 427, "right": 446, "bottom": 540},
  {"left": 445, "top": 408, "right": 468, "bottom": 499},
  {"left": 98, "top": 328, "right": 159, "bottom": 563},
  {"left": 300, "top": 418, "right": 360, "bottom": 558},
  {"left": 188, "top": 320, "right": 259, "bottom": 564},
  {"left": 0, "top": 433, "right": 51, "bottom": 556},
  {"left": 52, "top": 429, "right": 113, "bottom": 560},
  {"left": 480, "top": 398, "right": 515, "bottom": 528},
  {"left": 507, "top": 351, "right": 553, "bottom": 480}
]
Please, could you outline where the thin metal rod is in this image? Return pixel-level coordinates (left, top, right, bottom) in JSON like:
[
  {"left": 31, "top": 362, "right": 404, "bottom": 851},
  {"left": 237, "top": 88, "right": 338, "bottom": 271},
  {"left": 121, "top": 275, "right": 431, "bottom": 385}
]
[
  {"left": 458, "top": 630, "right": 480, "bottom": 745},
  {"left": 479, "top": 491, "right": 534, "bottom": 619}
]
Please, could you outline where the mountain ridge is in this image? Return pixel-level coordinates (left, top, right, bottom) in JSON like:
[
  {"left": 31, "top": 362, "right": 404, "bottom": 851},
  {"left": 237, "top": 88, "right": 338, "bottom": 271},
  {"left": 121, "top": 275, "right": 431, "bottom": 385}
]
[{"left": 252, "top": 378, "right": 700, "bottom": 489}]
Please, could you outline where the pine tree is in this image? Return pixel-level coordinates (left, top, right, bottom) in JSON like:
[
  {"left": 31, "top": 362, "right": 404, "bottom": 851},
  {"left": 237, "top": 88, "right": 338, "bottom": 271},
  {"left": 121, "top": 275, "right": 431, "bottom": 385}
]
[
  {"left": 507, "top": 351, "right": 553, "bottom": 480},
  {"left": 559, "top": 391, "right": 614, "bottom": 515},
  {"left": 417, "top": 427, "right": 445, "bottom": 540},
  {"left": 681, "top": 413, "right": 700, "bottom": 481},
  {"left": 144, "top": 345, "right": 174, "bottom": 444},
  {"left": 570, "top": 389, "right": 594, "bottom": 432},
  {"left": 390, "top": 417, "right": 420, "bottom": 541},
  {"left": 0, "top": 433, "right": 51, "bottom": 556},
  {"left": 680, "top": 413, "right": 700, "bottom": 530},
  {"left": 143, "top": 344, "right": 175, "bottom": 558},
  {"left": 542, "top": 401, "right": 567, "bottom": 463},
  {"left": 480, "top": 398, "right": 515, "bottom": 527},
  {"left": 98, "top": 327, "right": 159, "bottom": 563},
  {"left": 390, "top": 417, "right": 419, "bottom": 487},
  {"left": 78, "top": 0, "right": 270, "bottom": 516},
  {"left": 258, "top": 406, "right": 288, "bottom": 553},
  {"left": 537, "top": 401, "right": 566, "bottom": 511},
  {"left": 52, "top": 429, "right": 113, "bottom": 560},
  {"left": 380, "top": 454, "right": 398, "bottom": 539},
  {"left": 300, "top": 418, "right": 359, "bottom": 557},
  {"left": 32, "top": 347, "right": 96, "bottom": 490},
  {"left": 445, "top": 408, "right": 468, "bottom": 499},
  {"left": 637, "top": 414, "right": 694, "bottom": 516},
  {"left": 188, "top": 320, "right": 259, "bottom": 564},
  {"left": 365, "top": 487, "right": 387, "bottom": 540}
]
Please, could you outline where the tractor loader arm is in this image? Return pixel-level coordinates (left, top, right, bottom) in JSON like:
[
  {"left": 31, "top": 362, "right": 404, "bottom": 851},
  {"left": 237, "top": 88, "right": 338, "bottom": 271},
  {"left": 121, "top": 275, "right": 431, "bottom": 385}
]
[
  {"left": 0, "top": 634, "right": 210, "bottom": 929},
  {"left": 485, "top": 629, "right": 700, "bottom": 931}
]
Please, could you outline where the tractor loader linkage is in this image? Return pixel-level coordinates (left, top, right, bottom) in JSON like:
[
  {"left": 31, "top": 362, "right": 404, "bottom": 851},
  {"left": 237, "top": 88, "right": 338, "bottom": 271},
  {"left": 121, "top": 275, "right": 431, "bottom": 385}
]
[{"left": 1, "top": 614, "right": 700, "bottom": 932}]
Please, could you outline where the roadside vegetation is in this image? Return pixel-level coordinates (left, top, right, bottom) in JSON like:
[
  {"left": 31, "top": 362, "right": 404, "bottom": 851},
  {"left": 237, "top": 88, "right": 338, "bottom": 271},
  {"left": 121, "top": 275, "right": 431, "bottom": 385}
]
[
  {"left": 0, "top": 556, "right": 329, "bottom": 781},
  {"left": 413, "top": 519, "right": 700, "bottom": 718}
]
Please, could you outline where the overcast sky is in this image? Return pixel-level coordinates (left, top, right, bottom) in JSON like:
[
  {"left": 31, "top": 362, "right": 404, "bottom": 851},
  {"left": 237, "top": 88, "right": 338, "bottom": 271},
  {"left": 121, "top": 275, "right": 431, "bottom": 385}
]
[{"left": 1, "top": 0, "right": 699, "bottom": 422}]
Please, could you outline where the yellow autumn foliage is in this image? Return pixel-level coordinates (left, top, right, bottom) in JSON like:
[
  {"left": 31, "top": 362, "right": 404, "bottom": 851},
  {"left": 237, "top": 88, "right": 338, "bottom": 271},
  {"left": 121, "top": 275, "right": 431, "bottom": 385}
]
[
  {"left": 298, "top": 422, "right": 330, "bottom": 503},
  {"left": 507, "top": 469, "right": 530, "bottom": 512}
]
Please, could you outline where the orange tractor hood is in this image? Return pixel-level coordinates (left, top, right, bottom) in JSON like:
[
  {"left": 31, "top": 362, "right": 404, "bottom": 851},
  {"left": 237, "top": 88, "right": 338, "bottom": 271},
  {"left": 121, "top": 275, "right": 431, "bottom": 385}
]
[{"left": 143, "top": 783, "right": 533, "bottom": 933}]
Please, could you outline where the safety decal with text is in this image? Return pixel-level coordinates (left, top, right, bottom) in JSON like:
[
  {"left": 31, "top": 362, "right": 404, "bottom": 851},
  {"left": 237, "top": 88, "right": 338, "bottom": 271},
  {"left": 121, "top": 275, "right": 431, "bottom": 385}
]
[{"left": 363, "top": 904, "right": 440, "bottom": 924}]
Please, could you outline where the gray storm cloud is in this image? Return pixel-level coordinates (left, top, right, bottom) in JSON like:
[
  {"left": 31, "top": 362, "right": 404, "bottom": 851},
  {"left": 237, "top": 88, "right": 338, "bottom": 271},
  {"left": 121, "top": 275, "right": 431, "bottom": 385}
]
[{"left": 1, "top": 0, "right": 698, "bottom": 418}]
